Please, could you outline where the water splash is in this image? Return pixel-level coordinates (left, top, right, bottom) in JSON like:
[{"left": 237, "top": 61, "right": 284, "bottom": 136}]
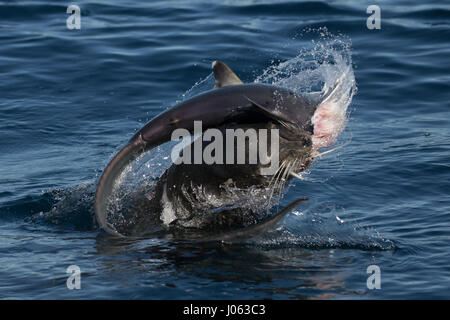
[
  {"left": 25, "top": 29, "right": 382, "bottom": 251},
  {"left": 26, "top": 184, "right": 96, "bottom": 231},
  {"left": 256, "top": 28, "right": 357, "bottom": 152},
  {"left": 245, "top": 208, "right": 396, "bottom": 251}
]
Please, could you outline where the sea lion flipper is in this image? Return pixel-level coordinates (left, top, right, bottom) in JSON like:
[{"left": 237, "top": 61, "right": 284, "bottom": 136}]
[
  {"left": 212, "top": 61, "right": 243, "bottom": 88},
  {"left": 203, "top": 197, "right": 308, "bottom": 243}
]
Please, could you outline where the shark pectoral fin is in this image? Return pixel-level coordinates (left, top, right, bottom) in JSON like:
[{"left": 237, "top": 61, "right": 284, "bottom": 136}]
[
  {"left": 212, "top": 61, "right": 244, "bottom": 88},
  {"left": 245, "top": 95, "right": 272, "bottom": 114},
  {"left": 244, "top": 95, "right": 291, "bottom": 125}
]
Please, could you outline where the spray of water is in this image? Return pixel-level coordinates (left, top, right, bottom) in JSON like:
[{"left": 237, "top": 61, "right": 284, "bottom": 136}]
[{"left": 33, "top": 30, "right": 394, "bottom": 250}]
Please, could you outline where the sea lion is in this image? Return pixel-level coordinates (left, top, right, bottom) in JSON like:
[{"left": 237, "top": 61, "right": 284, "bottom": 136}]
[{"left": 95, "top": 61, "right": 344, "bottom": 239}]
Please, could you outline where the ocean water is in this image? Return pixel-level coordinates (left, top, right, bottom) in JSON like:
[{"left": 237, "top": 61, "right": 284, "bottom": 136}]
[{"left": 0, "top": 0, "right": 449, "bottom": 299}]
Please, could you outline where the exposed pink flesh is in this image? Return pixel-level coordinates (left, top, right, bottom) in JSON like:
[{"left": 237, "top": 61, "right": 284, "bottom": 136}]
[{"left": 311, "top": 100, "right": 346, "bottom": 150}]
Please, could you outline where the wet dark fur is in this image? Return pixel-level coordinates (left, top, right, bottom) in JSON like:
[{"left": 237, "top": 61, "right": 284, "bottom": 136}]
[{"left": 120, "top": 119, "right": 313, "bottom": 237}]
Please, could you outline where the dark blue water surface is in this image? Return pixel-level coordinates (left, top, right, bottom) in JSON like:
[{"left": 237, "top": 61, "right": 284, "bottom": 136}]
[{"left": 0, "top": 0, "right": 449, "bottom": 299}]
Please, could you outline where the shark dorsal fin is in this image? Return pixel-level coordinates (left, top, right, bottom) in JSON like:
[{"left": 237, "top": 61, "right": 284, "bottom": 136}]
[{"left": 212, "top": 61, "right": 243, "bottom": 88}]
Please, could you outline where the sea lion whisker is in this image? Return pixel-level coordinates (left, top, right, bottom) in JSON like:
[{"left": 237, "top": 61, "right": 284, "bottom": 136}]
[
  {"left": 312, "top": 137, "right": 351, "bottom": 159},
  {"left": 267, "top": 160, "right": 283, "bottom": 186},
  {"left": 289, "top": 159, "right": 304, "bottom": 180},
  {"left": 278, "top": 159, "right": 296, "bottom": 203},
  {"left": 267, "top": 160, "right": 287, "bottom": 205},
  {"left": 274, "top": 159, "right": 293, "bottom": 205},
  {"left": 282, "top": 159, "right": 295, "bottom": 189},
  {"left": 266, "top": 165, "right": 281, "bottom": 206},
  {"left": 271, "top": 160, "right": 286, "bottom": 196},
  {"left": 266, "top": 160, "right": 284, "bottom": 196}
]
